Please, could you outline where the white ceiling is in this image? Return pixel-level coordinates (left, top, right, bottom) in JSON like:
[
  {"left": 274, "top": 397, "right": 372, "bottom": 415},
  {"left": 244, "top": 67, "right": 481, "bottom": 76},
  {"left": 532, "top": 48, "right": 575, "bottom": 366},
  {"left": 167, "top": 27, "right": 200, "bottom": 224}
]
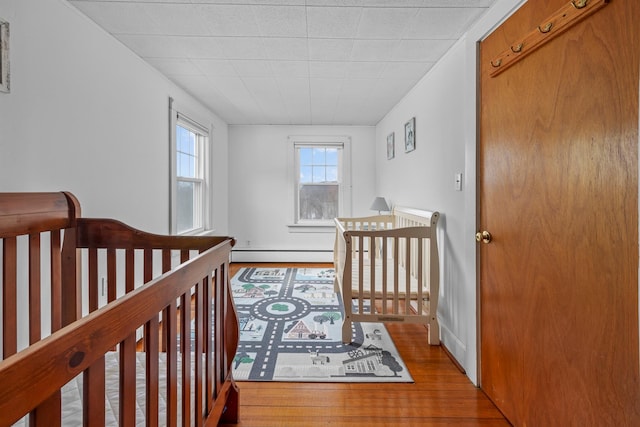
[{"left": 69, "top": 0, "right": 496, "bottom": 125}]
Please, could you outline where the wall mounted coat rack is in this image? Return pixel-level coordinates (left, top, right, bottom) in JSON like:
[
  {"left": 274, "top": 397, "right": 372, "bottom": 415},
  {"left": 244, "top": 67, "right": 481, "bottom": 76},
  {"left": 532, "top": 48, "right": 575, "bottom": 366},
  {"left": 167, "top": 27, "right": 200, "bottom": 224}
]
[{"left": 489, "top": 0, "right": 609, "bottom": 77}]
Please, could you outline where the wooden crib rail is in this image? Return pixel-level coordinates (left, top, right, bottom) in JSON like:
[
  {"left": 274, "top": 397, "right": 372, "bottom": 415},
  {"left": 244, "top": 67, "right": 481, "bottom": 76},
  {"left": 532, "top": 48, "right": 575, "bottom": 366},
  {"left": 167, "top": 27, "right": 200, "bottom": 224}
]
[
  {"left": 0, "top": 192, "right": 239, "bottom": 426},
  {"left": 0, "top": 192, "right": 80, "bottom": 237},
  {"left": 75, "top": 218, "right": 232, "bottom": 251},
  {"left": 0, "top": 239, "right": 237, "bottom": 426}
]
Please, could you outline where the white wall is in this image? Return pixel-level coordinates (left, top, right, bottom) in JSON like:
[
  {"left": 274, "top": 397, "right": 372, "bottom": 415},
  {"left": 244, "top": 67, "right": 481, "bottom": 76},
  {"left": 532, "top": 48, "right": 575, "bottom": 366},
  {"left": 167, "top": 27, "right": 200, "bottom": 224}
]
[
  {"left": 374, "top": 0, "right": 526, "bottom": 385},
  {"left": 229, "top": 125, "right": 376, "bottom": 262},
  {"left": 0, "top": 0, "right": 229, "bottom": 235}
]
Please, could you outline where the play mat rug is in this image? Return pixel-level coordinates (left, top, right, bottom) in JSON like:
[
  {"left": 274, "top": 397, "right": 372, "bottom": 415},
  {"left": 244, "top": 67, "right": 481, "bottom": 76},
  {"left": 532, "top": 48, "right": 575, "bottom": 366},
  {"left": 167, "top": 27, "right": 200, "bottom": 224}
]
[{"left": 230, "top": 267, "right": 413, "bottom": 383}]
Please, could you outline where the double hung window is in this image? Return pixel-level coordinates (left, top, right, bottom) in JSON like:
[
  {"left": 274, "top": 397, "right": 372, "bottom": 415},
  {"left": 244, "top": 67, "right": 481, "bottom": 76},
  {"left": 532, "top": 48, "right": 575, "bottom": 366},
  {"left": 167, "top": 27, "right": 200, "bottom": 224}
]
[
  {"left": 290, "top": 136, "right": 351, "bottom": 227},
  {"left": 171, "top": 105, "right": 209, "bottom": 235}
]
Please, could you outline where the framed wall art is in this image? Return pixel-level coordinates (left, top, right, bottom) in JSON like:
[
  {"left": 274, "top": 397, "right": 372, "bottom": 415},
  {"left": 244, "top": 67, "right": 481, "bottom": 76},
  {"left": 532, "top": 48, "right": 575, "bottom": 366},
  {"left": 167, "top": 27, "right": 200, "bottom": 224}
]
[
  {"left": 387, "top": 132, "right": 395, "bottom": 160},
  {"left": 404, "top": 117, "right": 415, "bottom": 153},
  {"left": 0, "top": 19, "right": 9, "bottom": 93}
]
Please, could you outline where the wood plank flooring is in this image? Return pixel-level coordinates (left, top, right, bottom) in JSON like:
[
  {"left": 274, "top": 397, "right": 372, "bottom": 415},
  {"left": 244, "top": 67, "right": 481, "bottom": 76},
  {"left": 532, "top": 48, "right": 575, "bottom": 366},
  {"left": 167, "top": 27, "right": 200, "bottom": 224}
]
[{"left": 226, "top": 263, "right": 509, "bottom": 427}]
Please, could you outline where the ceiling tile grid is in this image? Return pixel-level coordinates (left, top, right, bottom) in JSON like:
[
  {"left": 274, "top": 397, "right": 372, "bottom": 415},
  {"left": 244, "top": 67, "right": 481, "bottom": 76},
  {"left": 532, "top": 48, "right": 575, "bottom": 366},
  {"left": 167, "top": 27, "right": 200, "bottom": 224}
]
[{"left": 69, "top": 0, "right": 496, "bottom": 125}]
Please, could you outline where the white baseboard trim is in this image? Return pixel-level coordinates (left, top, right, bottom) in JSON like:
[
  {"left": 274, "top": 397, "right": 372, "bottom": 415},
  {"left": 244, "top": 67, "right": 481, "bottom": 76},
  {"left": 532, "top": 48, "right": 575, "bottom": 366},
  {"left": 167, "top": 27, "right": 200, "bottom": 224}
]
[
  {"left": 231, "top": 250, "right": 333, "bottom": 263},
  {"left": 439, "top": 322, "right": 467, "bottom": 373}
]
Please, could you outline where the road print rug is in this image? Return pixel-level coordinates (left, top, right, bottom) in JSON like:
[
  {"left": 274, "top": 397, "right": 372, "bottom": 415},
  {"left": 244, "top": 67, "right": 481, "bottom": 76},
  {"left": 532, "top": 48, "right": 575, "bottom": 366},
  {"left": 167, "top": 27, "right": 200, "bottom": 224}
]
[{"left": 231, "top": 267, "right": 413, "bottom": 382}]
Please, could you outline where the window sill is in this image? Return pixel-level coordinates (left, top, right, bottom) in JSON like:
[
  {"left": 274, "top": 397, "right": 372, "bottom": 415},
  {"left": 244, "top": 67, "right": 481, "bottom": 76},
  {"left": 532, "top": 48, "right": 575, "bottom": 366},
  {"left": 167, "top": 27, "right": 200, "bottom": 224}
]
[{"left": 287, "top": 223, "right": 335, "bottom": 233}]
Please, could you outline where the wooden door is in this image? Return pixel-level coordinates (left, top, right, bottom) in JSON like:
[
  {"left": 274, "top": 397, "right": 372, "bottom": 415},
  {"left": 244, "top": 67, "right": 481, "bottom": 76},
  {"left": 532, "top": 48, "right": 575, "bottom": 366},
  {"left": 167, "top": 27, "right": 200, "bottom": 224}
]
[{"left": 478, "top": 0, "right": 640, "bottom": 425}]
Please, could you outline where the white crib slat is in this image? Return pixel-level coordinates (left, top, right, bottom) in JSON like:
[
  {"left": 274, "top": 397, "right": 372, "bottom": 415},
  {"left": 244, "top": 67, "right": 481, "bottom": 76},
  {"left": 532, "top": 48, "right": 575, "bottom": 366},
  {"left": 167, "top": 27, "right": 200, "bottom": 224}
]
[
  {"left": 358, "top": 235, "right": 364, "bottom": 315},
  {"left": 381, "top": 237, "right": 388, "bottom": 315},
  {"left": 393, "top": 236, "right": 399, "bottom": 313},
  {"left": 405, "top": 237, "right": 411, "bottom": 314}
]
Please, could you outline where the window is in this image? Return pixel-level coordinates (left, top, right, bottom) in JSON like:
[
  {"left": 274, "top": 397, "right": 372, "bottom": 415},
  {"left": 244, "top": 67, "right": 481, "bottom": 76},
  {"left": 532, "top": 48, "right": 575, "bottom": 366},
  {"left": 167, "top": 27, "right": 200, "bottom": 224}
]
[
  {"left": 170, "top": 100, "right": 210, "bottom": 234},
  {"left": 290, "top": 136, "right": 351, "bottom": 227}
]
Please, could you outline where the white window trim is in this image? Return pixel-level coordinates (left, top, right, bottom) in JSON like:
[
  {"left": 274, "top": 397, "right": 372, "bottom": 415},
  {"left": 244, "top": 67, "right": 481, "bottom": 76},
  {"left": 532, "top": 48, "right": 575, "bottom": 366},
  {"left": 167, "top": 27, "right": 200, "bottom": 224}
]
[
  {"left": 169, "top": 98, "right": 212, "bottom": 235},
  {"left": 287, "top": 135, "right": 352, "bottom": 232}
]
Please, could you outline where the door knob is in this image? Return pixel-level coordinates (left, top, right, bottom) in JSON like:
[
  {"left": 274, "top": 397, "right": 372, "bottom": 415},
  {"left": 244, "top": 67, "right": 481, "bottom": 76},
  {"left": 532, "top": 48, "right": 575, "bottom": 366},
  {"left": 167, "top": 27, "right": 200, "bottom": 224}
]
[{"left": 475, "top": 230, "right": 492, "bottom": 244}]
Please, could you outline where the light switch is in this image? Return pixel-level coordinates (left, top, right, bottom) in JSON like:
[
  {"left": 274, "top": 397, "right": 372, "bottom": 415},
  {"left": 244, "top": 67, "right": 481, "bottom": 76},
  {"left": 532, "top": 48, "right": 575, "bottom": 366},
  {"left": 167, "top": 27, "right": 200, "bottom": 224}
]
[{"left": 455, "top": 173, "right": 463, "bottom": 191}]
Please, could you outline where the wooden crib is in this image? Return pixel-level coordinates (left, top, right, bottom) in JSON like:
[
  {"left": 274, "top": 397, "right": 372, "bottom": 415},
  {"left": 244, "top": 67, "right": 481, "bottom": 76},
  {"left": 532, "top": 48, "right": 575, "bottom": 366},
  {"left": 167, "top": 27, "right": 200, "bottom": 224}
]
[
  {"left": 334, "top": 206, "right": 440, "bottom": 345},
  {"left": 0, "top": 192, "right": 239, "bottom": 426}
]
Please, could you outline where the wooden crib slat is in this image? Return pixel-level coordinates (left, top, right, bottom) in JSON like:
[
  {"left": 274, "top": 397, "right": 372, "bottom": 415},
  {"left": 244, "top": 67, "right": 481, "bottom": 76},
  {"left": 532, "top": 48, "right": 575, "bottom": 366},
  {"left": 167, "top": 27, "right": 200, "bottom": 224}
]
[
  {"left": 3, "top": 236, "right": 17, "bottom": 358},
  {"left": 84, "top": 356, "right": 106, "bottom": 427},
  {"left": 205, "top": 274, "right": 213, "bottom": 411},
  {"left": 120, "top": 333, "right": 137, "bottom": 427},
  {"left": 30, "top": 392, "right": 62, "bottom": 427},
  {"left": 180, "top": 292, "right": 191, "bottom": 427},
  {"left": 88, "top": 248, "right": 98, "bottom": 313},
  {"left": 29, "top": 233, "right": 42, "bottom": 344},
  {"left": 145, "top": 315, "right": 160, "bottom": 427},
  {"left": 125, "top": 249, "right": 134, "bottom": 293},
  {"left": 214, "top": 268, "right": 223, "bottom": 402},
  {"left": 164, "top": 301, "right": 178, "bottom": 427},
  {"left": 107, "top": 248, "right": 116, "bottom": 303},
  {"left": 195, "top": 280, "right": 204, "bottom": 427},
  {"left": 51, "top": 230, "right": 62, "bottom": 332},
  {"left": 416, "top": 238, "right": 424, "bottom": 315},
  {"left": 144, "top": 315, "right": 160, "bottom": 427}
]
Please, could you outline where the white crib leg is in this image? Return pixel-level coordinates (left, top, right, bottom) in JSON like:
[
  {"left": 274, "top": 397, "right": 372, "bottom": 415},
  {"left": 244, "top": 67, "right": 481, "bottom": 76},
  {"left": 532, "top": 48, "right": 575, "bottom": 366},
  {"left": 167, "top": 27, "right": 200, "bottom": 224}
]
[{"left": 428, "top": 316, "right": 440, "bottom": 345}]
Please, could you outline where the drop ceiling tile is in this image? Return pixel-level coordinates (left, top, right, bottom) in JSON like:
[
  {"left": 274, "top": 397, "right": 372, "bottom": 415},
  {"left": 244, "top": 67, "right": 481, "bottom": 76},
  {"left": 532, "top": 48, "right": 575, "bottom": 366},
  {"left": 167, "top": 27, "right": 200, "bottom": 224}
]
[
  {"left": 115, "top": 35, "right": 188, "bottom": 58},
  {"left": 393, "top": 39, "right": 455, "bottom": 62},
  {"left": 307, "top": 7, "right": 362, "bottom": 39},
  {"left": 356, "top": 7, "right": 418, "bottom": 39},
  {"left": 309, "top": 62, "right": 348, "bottom": 79},
  {"left": 361, "top": 0, "right": 493, "bottom": 5},
  {"left": 70, "top": 0, "right": 498, "bottom": 125},
  {"left": 192, "top": 59, "right": 237, "bottom": 77},
  {"left": 270, "top": 61, "right": 309, "bottom": 78},
  {"left": 212, "top": 77, "right": 262, "bottom": 110},
  {"left": 277, "top": 78, "right": 310, "bottom": 103},
  {"left": 253, "top": 6, "right": 307, "bottom": 37},
  {"left": 405, "top": 8, "right": 486, "bottom": 39},
  {"left": 195, "top": 4, "right": 261, "bottom": 37},
  {"left": 306, "top": 0, "right": 363, "bottom": 5},
  {"left": 346, "top": 61, "right": 385, "bottom": 79},
  {"left": 338, "top": 79, "right": 377, "bottom": 99},
  {"left": 231, "top": 60, "right": 273, "bottom": 77},
  {"left": 262, "top": 38, "right": 309, "bottom": 60},
  {"left": 70, "top": 2, "right": 159, "bottom": 34},
  {"left": 309, "top": 79, "right": 343, "bottom": 99},
  {"left": 308, "top": 39, "right": 354, "bottom": 61},
  {"left": 181, "top": 37, "right": 228, "bottom": 59},
  {"left": 142, "top": 4, "right": 209, "bottom": 36},
  {"left": 351, "top": 40, "right": 398, "bottom": 61},
  {"left": 381, "top": 61, "right": 433, "bottom": 80},
  {"left": 217, "top": 37, "right": 267, "bottom": 60},
  {"left": 146, "top": 58, "right": 201, "bottom": 75}
]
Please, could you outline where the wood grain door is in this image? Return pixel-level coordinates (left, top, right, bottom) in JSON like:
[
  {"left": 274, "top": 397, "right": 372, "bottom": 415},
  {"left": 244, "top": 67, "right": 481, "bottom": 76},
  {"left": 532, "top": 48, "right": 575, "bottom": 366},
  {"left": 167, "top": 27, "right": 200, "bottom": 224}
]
[{"left": 478, "top": 0, "right": 640, "bottom": 425}]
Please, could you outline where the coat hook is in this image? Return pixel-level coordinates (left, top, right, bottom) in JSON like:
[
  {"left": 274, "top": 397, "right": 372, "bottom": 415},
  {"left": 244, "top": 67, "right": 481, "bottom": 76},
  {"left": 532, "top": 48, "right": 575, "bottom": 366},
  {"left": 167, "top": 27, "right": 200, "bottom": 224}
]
[
  {"left": 571, "top": 0, "right": 588, "bottom": 9},
  {"left": 491, "top": 59, "right": 502, "bottom": 68},
  {"left": 511, "top": 43, "right": 523, "bottom": 53},
  {"left": 538, "top": 22, "right": 553, "bottom": 33}
]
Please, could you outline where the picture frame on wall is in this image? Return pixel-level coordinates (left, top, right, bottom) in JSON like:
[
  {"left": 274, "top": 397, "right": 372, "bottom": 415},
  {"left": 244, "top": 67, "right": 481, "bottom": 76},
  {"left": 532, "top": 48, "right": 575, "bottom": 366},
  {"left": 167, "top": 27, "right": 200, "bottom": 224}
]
[
  {"left": 404, "top": 117, "right": 415, "bottom": 153},
  {"left": 0, "top": 19, "right": 9, "bottom": 93},
  {"left": 387, "top": 132, "right": 395, "bottom": 160}
]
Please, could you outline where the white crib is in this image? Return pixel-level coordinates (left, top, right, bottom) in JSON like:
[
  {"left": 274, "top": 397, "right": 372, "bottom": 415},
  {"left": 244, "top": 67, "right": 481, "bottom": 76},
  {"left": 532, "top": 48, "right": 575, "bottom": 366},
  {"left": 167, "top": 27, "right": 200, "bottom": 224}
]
[{"left": 334, "top": 206, "right": 440, "bottom": 345}]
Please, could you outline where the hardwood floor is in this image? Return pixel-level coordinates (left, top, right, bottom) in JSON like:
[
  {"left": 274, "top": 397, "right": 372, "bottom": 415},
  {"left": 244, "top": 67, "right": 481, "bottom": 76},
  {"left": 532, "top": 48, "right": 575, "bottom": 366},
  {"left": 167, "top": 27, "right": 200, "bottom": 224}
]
[{"left": 226, "top": 263, "right": 509, "bottom": 427}]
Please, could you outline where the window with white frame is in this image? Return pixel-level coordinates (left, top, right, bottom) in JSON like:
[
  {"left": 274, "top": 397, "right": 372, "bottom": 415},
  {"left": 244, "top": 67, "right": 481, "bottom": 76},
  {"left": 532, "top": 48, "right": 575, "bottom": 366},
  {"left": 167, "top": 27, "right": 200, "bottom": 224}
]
[
  {"left": 290, "top": 136, "right": 351, "bottom": 227},
  {"left": 170, "top": 103, "right": 210, "bottom": 235}
]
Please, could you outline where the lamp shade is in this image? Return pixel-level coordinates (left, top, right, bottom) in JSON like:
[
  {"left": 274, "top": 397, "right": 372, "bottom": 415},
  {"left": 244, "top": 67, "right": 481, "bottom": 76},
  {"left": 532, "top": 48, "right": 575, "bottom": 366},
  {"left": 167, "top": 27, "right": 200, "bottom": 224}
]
[{"left": 370, "top": 197, "right": 390, "bottom": 214}]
